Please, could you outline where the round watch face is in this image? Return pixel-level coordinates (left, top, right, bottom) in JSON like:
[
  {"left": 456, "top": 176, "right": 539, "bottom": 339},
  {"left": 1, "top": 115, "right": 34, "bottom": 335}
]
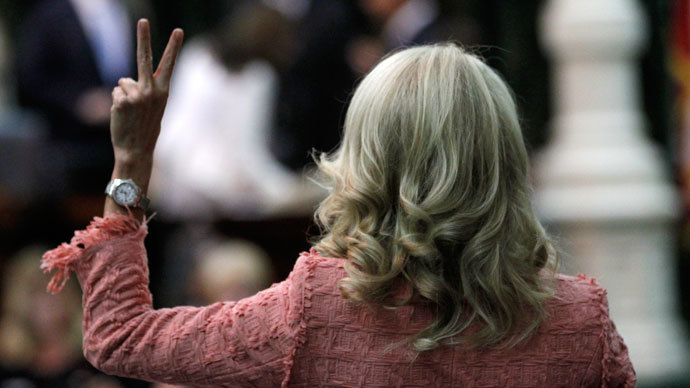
[{"left": 113, "top": 182, "right": 138, "bottom": 205}]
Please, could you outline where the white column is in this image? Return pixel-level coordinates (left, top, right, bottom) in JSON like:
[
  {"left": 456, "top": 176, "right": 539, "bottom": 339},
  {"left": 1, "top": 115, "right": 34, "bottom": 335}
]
[{"left": 537, "top": 0, "right": 689, "bottom": 382}]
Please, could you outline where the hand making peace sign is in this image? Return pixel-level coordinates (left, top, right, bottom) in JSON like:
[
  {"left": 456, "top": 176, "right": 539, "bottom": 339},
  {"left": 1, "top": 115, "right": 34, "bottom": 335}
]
[
  {"left": 110, "top": 19, "right": 183, "bottom": 163},
  {"left": 105, "top": 19, "right": 183, "bottom": 217}
]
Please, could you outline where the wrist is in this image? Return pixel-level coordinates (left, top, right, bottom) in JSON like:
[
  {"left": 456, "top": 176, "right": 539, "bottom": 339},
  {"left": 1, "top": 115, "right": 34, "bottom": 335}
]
[
  {"left": 106, "top": 162, "right": 153, "bottom": 218},
  {"left": 111, "top": 156, "right": 153, "bottom": 192},
  {"left": 114, "top": 149, "right": 154, "bottom": 166}
]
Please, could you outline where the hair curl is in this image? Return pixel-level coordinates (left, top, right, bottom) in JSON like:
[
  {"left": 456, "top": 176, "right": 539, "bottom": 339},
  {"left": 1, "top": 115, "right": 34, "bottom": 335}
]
[{"left": 313, "top": 44, "right": 557, "bottom": 351}]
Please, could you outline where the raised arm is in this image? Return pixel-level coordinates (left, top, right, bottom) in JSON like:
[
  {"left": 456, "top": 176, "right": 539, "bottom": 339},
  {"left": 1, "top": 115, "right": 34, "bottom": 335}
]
[
  {"left": 42, "top": 20, "right": 309, "bottom": 387},
  {"left": 105, "top": 19, "right": 182, "bottom": 219},
  {"left": 42, "top": 214, "right": 310, "bottom": 387}
]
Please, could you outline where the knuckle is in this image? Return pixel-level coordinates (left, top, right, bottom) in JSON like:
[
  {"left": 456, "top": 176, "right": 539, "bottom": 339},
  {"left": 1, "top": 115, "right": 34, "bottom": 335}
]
[{"left": 140, "top": 90, "right": 154, "bottom": 101}]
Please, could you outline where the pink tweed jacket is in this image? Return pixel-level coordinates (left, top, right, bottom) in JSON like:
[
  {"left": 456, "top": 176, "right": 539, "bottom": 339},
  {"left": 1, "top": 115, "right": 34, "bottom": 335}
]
[{"left": 42, "top": 214, "right": 636, "bottom": 388}]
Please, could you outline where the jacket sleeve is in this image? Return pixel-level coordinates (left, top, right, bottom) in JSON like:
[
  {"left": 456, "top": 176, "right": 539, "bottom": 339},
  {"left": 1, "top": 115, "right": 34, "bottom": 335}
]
[
  {"left": 42, "top": 214, "right": 313, "bottom": 388},
  {"left": 598, "top": 295, "right": 636, "bottom": 388}
]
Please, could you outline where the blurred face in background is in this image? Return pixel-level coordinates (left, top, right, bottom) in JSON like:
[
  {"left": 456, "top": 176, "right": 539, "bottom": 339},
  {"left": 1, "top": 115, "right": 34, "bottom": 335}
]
[
  {"left": 29, "top": 291, "right": 74, "bottom": 341},
  {"left": 358, "top": 0, "right": 407, "bottom": 24},
  {"left": 190, "top": 240, "right": 274, "bottom": 304},
  {"left": 214, "top": 4, "right": 296, "bottom": 72},
  {"left": 0, "top": 247, "right": 83, "bottom": 374}
]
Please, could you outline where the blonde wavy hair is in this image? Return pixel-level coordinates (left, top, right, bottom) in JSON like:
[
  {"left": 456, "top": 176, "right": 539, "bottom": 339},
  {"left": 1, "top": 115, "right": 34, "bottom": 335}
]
[{"left": 313, "top": 43, "right": 557, "bottom": 351}]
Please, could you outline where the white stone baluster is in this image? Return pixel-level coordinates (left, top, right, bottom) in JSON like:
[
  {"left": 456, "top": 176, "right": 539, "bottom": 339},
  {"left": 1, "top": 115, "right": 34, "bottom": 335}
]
[{"left": 537, "top": 0, "right": 689, "bottom": 382}]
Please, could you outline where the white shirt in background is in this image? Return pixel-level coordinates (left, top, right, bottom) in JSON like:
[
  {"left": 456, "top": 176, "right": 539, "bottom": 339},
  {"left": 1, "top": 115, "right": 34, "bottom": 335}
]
[{"left": 151, "top": 39, "right": 314, "bottom": 220}]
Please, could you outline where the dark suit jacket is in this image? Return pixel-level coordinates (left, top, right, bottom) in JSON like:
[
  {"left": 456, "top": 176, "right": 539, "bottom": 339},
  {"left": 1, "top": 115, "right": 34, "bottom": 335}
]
[
  {"left": 273, "top": 0, "right": 366, "bottom": 170},
  {"left": 16, "top": 0, "right": 135, "bottom": 194},
  {"left": 16, "top": 0, "right": 135, "bottom": 139}
]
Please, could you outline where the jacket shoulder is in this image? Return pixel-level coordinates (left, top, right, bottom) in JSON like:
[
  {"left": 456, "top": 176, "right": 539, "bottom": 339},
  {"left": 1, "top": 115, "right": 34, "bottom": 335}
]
[
  {"left": 291, "top": 249, "right": 346, "bottom": 292},
  {"left": 543, "top": 273, "right": 611, "bottom": 335},
  {"left": 553, "top": 273, "right": 608, "bottom": 304}
]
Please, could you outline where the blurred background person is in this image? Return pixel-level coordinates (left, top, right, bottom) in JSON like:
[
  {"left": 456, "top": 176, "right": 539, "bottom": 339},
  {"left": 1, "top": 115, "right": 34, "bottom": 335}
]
[
  {"left": 359, "top": 0, "right": 443, "bottom": 49},
  {"left": 149, "top": 1, "right": 323, "bottom": 310},
  {"left": 346, "top": 0, "right": 487, "bottom": 80},
  {"left": 150, "top": 239, "right": 274, "bottom": 388},
  {"left": 0, "top": 247, "right": 127, "bottom": 388},
  {"left": 270, "top": 0, "right": 367, "bottom": 170},
  {"left": 0, "top": 9, "right": 55, "bottom": 257},
  {"left": 189, "top": 239, "right": 274, "bottom": 305},
  {"left": 16, "top": 0, "right": 135, "bottom": 199},
  {"left": 272, "top": 0, "right": 488, "bottom": 169},
  {"left": 150, "top": 1, "right": 323, "bottom": 220}
]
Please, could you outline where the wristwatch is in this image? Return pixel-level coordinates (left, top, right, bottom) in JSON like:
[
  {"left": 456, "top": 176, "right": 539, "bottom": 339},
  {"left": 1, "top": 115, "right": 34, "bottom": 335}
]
[{"left": 105, "top": 178, "right": 150, "bottom": 211}]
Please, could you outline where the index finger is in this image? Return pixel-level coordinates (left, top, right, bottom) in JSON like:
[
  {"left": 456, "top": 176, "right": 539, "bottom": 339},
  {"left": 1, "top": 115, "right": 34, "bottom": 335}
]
[
  {"left": 137, "top": 19, "right": 154, "bottom": 87},
  {"left": 154, "top": 28, "right": 184, "bottom": 89}
]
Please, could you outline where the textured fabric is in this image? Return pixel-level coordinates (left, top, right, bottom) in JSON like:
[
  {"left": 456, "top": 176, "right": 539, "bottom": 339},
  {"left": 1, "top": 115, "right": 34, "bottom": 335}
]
[{"left": 42, "top": 215, "right": 636, "bottom": 387}]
